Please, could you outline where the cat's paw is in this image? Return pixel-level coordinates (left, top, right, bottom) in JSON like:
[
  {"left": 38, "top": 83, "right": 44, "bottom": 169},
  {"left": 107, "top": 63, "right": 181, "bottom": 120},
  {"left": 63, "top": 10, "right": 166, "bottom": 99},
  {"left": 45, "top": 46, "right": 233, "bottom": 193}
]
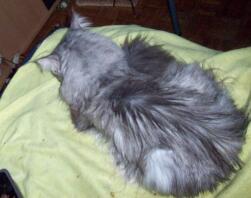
[
  {"left": 70, "top": 108, "right": 92, "bottom": 132},
  {"left": 74, "top": 119, "right": 92, "bottom": 132}
]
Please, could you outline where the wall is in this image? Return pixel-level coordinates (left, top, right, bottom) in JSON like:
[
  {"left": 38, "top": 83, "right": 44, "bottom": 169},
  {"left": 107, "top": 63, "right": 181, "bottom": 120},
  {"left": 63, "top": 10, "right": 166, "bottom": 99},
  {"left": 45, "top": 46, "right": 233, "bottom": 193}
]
[{"left": 0, "top": 0, "right": 58, "bottom": 59}]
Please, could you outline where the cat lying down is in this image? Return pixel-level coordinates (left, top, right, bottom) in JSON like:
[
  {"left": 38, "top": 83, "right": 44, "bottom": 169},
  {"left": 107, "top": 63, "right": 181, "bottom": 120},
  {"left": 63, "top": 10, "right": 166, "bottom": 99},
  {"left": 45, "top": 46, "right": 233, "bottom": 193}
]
[{"left": 37, "top": 12, "right": 250, "bottom": 197}]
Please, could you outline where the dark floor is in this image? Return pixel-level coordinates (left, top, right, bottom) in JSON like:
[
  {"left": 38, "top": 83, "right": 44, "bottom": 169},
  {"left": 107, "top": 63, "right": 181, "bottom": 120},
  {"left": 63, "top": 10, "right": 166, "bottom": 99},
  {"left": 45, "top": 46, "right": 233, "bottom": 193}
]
[
  {"left": 1, "top": 0, "right": 251, "bottom": 93},
  {"left": 28, "top": 0, "right": 251, "bottom": 55}
]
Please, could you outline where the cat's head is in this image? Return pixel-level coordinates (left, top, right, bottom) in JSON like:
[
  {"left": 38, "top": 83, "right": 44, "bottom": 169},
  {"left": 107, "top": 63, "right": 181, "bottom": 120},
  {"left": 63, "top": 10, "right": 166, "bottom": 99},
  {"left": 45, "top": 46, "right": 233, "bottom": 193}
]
[{"left": 36, "top": 11, "right": 90, "bottom": 80}]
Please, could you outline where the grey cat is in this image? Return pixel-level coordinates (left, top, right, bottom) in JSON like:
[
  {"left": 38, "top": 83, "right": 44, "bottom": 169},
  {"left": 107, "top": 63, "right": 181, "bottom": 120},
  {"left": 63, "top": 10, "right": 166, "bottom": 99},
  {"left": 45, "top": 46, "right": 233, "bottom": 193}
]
[{"left": 37, "top": 12, "right": 250, "bottom": 197}]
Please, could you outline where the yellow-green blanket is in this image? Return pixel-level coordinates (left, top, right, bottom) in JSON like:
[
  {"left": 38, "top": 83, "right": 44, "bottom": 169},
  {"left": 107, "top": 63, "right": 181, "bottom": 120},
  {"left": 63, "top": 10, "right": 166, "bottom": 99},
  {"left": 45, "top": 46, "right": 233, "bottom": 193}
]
[{"left": 0, "top": 26, "right": 250, "bottom": 198}]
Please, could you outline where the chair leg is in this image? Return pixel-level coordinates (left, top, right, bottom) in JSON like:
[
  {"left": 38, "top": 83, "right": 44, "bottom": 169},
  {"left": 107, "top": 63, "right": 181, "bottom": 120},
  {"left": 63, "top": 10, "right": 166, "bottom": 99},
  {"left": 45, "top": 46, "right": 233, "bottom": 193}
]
[
  {"left": 167, "top": 0, "right": 181, "bottom": 35},
  {"left": 128, "top": 0, "right": 136, "bottom": 15},
  {"left": 113, "top": 0, "right": 116, "bottom": 7}
]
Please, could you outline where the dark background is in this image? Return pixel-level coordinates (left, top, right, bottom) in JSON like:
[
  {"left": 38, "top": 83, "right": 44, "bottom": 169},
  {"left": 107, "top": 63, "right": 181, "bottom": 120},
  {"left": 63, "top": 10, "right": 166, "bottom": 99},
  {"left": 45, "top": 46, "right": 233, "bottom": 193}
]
[{"left": 34, "top": 0, "right": 251, "bottom": 52}]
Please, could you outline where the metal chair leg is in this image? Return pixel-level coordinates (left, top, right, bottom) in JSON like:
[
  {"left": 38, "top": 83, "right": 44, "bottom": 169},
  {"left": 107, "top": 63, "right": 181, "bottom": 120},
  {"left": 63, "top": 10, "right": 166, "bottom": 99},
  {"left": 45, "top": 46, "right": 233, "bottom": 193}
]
[
  {"left": 128, "top": 0, "right": 136, "bottom": 15},
  {"left": 167, "top": 0, "right": 181, "bottom": 35}
]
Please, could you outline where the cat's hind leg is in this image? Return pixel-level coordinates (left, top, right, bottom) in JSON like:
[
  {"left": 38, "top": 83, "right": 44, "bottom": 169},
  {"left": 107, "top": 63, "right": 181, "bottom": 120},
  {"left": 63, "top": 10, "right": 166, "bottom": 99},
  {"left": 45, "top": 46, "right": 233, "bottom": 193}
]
[{"left": 70, "top": 108, "right": 92, "bottom": 131}]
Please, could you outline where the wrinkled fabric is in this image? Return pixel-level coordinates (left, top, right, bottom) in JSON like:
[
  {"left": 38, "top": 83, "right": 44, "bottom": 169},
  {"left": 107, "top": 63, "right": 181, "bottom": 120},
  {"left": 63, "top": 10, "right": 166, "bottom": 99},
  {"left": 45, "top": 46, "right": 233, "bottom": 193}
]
[{"left": 0, "top": 26, "right": 250, "bottom": 198}]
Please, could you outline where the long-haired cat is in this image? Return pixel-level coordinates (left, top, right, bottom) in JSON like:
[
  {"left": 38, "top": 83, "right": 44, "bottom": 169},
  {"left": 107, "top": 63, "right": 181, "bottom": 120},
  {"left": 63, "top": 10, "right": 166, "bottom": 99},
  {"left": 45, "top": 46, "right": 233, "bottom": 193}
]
[{"left": 37, "top": 12, "right": 250, "bottom": 197}]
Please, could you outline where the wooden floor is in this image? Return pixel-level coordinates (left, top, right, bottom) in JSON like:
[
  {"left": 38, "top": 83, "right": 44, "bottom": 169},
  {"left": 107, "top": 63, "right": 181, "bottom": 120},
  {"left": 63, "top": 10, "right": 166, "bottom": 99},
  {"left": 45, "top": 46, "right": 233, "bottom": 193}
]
[
  {"left": 1, "top": 0, "right": 251, "bottom": 93},
  {"left": 25, "top": 0, "right": 251, "bottom": 54},
  {"left": 33, "top": 0, "right": 251, "bottom": 51}
]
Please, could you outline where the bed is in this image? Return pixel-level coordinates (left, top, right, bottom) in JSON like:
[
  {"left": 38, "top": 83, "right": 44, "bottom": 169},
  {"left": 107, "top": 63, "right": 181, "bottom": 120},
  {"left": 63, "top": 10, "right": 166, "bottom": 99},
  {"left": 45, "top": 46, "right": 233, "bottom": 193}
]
[{"left": 0, "top": 25, "right": 250, "bottom": 198}]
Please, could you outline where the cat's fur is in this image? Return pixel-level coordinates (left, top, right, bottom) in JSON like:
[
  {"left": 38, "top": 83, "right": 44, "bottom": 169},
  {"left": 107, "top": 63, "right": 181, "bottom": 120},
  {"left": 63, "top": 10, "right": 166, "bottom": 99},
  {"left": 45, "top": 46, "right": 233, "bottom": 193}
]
[{"left": 37, "top": 12, "right": 250, "bottom": 197}]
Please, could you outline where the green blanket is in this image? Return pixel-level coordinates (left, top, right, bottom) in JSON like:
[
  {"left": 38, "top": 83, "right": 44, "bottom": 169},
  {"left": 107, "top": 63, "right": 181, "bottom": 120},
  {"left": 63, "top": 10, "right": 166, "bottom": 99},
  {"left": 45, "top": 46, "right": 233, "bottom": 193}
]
[{"left": 0, "top": 26, "right": 250, "bottom": 198}]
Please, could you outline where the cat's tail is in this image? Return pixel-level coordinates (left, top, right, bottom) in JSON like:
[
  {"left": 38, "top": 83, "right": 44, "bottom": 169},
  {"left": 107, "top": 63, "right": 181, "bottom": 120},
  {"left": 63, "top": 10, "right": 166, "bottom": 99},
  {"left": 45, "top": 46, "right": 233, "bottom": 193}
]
[
  {"left": 107, "top": 76, "right": 249, "bottom": 197},
  {"left": 122, "top": 36, "right": 177, "bottom": 77},
  {"left": 106, "top": 36, "right": 250, "bottom": 197}
]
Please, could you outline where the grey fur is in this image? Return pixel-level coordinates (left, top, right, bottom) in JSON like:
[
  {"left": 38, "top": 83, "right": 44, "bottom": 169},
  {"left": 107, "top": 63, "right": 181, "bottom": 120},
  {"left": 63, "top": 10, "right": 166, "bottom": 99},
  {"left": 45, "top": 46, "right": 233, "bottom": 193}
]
[{"left": 37, "top": 12, "right": 250, "bottom": 197}]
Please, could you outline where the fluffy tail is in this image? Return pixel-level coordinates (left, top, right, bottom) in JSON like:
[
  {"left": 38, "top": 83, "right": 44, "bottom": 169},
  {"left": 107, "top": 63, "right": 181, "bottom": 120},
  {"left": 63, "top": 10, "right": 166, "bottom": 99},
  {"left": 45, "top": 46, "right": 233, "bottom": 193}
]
[
  {"left": 122, "top": 36, "right": 177, "bottom": 77},
  {"left": 106, "top": 37, "right": 251, "bottom": 197},
  {"left": 109, "top": 76, "right": 248, "bottom": 196}
]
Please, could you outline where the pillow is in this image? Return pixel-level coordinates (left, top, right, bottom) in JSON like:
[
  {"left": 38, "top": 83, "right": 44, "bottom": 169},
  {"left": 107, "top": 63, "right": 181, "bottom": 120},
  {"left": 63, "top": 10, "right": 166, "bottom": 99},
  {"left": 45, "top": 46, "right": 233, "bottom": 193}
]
[{"left": 0, "top": 26, "right": 250, "bottom": 198}]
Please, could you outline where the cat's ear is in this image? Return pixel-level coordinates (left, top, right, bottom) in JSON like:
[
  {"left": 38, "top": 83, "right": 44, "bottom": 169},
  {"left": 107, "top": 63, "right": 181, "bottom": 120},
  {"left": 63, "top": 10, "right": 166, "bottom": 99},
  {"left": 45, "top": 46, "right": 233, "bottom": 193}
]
[
  {"left": 71, "top": 10, "right": 91, "bottom": 30},
  {"left": 37, "top": 54, "right": 60, "bottom": 73}
]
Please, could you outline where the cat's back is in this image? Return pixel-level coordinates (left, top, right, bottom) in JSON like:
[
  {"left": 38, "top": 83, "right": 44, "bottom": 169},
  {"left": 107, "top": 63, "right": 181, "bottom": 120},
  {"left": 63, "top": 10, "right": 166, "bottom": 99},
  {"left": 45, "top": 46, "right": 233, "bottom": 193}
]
[{"left": 68, "top": 30, "right": 126, "bottom": 71}]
